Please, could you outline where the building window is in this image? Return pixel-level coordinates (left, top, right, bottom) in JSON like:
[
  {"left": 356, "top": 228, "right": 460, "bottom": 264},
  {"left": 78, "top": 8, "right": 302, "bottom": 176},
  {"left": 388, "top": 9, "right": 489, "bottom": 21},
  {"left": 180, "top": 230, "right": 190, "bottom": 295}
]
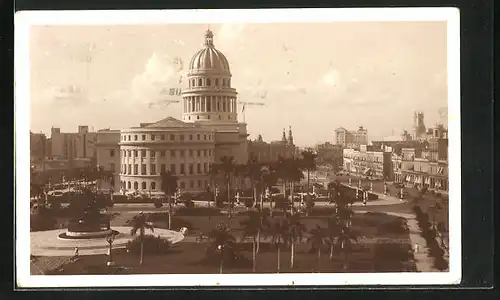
[
  {"left": 209, "top": 149, "right": 212, "bottom": 156},
  {"left": 142, "top": 135, "right": 146, "bottom": 141},
  {"left": 189, "top": 181, "right": 194, "bottom": 189},
  {"left": 180, "top": 150, "right": 185, "bottom": 157},
  {"left": 134, "top": 150, "right": 138, "bottom": 157},
  {"left": 151, "top": 164, "right": 156, "bottom": 175},
  {"left": 134, "top": 164, "right": 138, "bottom": 175},
  {"left": 171, "top": 164, "right": 176, "bottom": 174},
  {"left": 110, "top": 149, "right": 115, "bottom": 157},
  {"left": 170, "top": 134, "right": 175, "bottom": 141},
  {"left": 127, "top": 181, "right": 131, "bottom": 189},
  {"left": 189, "top": 134, "right": 193, "bottom": 140},
  {"left": 197, "top": 163, "right": 201, "bottom": 174},
  {"left": 151, "top": 182, "right": 156, "bottom": 190},
  {"left": 142, "top": 150, "right": 146, "bottom": 157},
  {"left": 180, "top": 134, "right": 185, "bottom": 141},
  {"left": 128, "top": 164, "right": 132, "bottom": 175},
  {"left": 151, "top": 151, "right": 156, "bottom": 158},
  {"left": 222, "top": 79, "right": 226, "bottom": 87},
  {"left": 198, "top": 180, "right": 202, "bottom": 188},
  {"left": 197, "top": 134, "right": 200, "bottom": 140},
  {"left": 197, "top": 150, "right": 201, "bottom": 157},
  {"left": 198, "top": 78, "right": 202, "bottom": 86},
  {"left": 204, "top": 162, "right": 207, "bottom": 173},
  {"left": 160, "top": 150, "right": 165, "bottom": 157},
  {"left": 128, "top": 135, "right": 131, "bottom": 141},
  {"left": 171, "top": 150, "right": 175, "bottom": 157},
  {"left": 204, "top": 134, "right": 207, "bottom": 140},
  {"left": 180, "top": 164, "right": 185, "bottom": 175},
  {"left": 204, "top": 149, "right": 207, "bottom": 157},
  {"left": 110, "top": 163, "right": 115, "bottom": 172},
  {"left": 215, "top": 78, "right": 219, "bottom": 86},
  {"left": 142, "top": 182, "right": 146, "bottom": 190},
  {"left": 134, "top": 182, "right": 138, "bottom": 190},
  {"left": 161, "top": 164, "right": 166, "bottom": 173},
  {"left": 207, "top": 78, "right": 211, "bottom": 86},
  {"left": 134, "top": 135, "right": 138, "bottom": 141},
  {"left": 161, "top": 134, "right": 165, "bottom": 140},
  {"left": 189, "top": 149, "right": 193, "bottom": 157},
  {"left": 141, "top": 164, "right": 146, "bottom": 175},
  {"left": 151, "top": 135, "right": 155, "bottom": 141},
  {"left": 180, "top": 181, "right": 185, "bottom": 189}
]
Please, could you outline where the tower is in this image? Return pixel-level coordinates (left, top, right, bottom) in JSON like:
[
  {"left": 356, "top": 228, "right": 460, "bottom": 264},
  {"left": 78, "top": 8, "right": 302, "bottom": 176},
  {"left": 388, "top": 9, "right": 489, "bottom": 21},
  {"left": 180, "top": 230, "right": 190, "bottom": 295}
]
[
  {"left": 282, "top": 128, "right": 287, "bottom": 143},
  {"left": 287, "top": 126, "right": 294, "bottom": 145},
  {"left": 181, "top": 29, "right": 238, "bottom": 123},
  {"left": 412, "top": 111, "right": 426, "bottom": 140}
]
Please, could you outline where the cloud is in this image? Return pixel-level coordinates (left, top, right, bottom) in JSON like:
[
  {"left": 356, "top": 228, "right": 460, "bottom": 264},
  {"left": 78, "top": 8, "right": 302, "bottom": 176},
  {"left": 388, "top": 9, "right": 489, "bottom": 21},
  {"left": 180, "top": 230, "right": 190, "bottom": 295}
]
[{"left": 128, "top": 52, "right": 187, "bottom": 107}]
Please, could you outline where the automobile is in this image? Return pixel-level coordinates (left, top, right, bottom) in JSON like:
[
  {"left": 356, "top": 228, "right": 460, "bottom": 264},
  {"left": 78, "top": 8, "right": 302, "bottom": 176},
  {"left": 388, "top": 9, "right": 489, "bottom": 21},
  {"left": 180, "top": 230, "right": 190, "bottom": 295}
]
[
  {"left": 393, "top": 182, "right": 405, "bottom": 189},
  {"left": 47, "top": 190, "right": 64, "bottom": 197}
]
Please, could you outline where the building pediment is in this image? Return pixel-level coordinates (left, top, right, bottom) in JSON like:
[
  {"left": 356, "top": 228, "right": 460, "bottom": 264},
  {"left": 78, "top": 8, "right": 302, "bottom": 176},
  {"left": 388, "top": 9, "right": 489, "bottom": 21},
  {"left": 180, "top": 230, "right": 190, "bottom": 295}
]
[{"left": 143, "top": 117, "right": 196, "bottom": 129}]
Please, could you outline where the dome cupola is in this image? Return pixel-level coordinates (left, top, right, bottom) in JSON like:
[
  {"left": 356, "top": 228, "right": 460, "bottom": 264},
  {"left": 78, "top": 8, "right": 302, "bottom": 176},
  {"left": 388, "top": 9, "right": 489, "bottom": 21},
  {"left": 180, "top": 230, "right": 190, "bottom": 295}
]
[
  {"left": 188, "top": 30, "right": 231, "bottom": 75},
  {"left": 182, "top": 30, "right": 238, "bottom": 124}
]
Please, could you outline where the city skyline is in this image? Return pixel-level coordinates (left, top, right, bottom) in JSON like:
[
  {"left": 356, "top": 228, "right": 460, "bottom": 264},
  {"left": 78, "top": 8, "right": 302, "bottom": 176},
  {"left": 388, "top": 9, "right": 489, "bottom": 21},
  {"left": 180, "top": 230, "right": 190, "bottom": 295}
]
[{"left": 30, "top": 22, "right": 448, "bottom": 147}]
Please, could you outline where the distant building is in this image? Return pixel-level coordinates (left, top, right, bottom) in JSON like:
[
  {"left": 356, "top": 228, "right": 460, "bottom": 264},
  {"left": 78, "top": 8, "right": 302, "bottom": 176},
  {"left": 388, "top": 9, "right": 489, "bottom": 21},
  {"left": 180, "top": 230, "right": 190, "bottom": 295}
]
[
  {"left": 248, "top": 128, "right": 296, "bottom": 163},
  {"left": 342, "top": 146, "right": 392, "bottom": 180},
  {"left": 96, "top": 129, "right": 121, "bottom": 190},
  {"left": 49, "top": 125, "right": 97, "bottom": 162},
  {"left": 335, "top": 126, "right": 368, "bottom": 148},
  {"left": 30, "top": 132, "right": 48, "bottom": 162},
  {"left": 412, "top": 111, "right": 427, "bottom": 140}
]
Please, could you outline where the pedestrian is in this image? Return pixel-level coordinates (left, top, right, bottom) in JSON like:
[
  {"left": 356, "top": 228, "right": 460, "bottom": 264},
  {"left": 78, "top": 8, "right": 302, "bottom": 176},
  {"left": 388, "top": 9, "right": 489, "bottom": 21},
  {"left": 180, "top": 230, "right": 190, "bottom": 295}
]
[
  {"left": 414, "top": 243, "right": 419, "bottom": 253},
  {"left": 72, "top": 247, "right": 79, "bottom": 261}
]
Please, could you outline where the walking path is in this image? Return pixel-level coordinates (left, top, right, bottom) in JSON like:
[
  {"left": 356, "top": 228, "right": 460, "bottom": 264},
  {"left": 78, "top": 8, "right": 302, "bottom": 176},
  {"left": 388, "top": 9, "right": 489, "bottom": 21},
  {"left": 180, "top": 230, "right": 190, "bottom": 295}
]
[{"left": 356, "top": 210, "right": 439, "bottom": 272}]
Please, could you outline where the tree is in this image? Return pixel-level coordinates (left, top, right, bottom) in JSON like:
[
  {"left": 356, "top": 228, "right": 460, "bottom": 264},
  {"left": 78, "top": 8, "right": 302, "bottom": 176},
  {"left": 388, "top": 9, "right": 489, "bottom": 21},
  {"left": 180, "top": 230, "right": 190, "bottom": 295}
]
[
  {"left": 268, "top": 217, "right": 289, "bottom": 273},
  {"left": 239, "top": 210, "right": 270, "bottom": 272},
  {"left": 325, "top": 215, "right": 342, "bottom": 260},
  {"left": 336, "top": 226, "right": 360, "bottom": 270},
  {"left": 307, "top": 224, "right": 327, "bottom": 270},
  {"left": 207, "top": 222, "right": 237, "bottom": 274},
  {"left": 161, "top": 171, "right": 178, "bottom": 230},
  {"left": 219, "top": 156, "right": 236, "bottom": 221},
  {"left": 287, "top": 213, "right": 306, "bottom": 269},
  {"left": 261, "top": 165, "right": 278, "bottom": 215},
  {"left": 300, "top": 150, "right": 317, "bottom": 195},
  {"left": 127, "top": 213, "right": 154, "bottom": 266},
  {"left": 245, "top": 155, "right": 263, "bottom": 210}
]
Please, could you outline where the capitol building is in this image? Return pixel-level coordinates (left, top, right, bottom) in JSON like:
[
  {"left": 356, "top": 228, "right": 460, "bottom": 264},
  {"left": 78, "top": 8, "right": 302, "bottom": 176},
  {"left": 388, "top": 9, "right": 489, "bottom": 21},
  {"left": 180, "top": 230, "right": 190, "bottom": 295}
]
[{"left": 115, "top": 30, "right": 249, "bottom": 193}]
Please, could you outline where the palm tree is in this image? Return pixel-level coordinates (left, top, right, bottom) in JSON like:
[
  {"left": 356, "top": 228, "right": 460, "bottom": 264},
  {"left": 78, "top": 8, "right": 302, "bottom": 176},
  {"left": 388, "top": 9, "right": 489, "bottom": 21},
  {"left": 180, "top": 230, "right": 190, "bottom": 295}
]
[
  {"left": 336, "top": 226, "right": 360, "bottom": 270},
  {"left": 268, "top": 217, "right": 289, "bottom": 273},
  {"left": 325, "top": 215, "right": 342, "bottom": 260},
  {"left": 261, "top": 165, "right": 278, "bottom": 216},
  {"left": 300, "top": 150, "right": 317, "bottom": 195},
  {"left": 161, "top": 171, "right": 178, "bottom": 230},
  {"left": 287, "top": 158, "right": 305, "bottom": 214},
  {"left": 308, "top": 224, "right": 327, "bottom": 271},
  {"left": 287, "top": 213, "right": 306, "bottom": 269},
  {"left": 127, "top": 213, "right": 154, "bottom": 266},
  {"left": 239, "top": 210, "right": 270, "bottom": 272},
  {"left": 219, "top": 156, "right": 236, "bottom": 220},
  {"left": 207, "top": 222, "right": 236, "bottom": 274},
  {"left": 244, "top": 155, "right": 262, "bottom": 210}
]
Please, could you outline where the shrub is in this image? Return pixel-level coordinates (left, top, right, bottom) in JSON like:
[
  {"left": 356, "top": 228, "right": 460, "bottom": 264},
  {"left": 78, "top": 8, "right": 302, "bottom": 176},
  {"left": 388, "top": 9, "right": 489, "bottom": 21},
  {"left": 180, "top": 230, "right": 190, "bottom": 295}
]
[
  {"left": 126, "top": 235, "right": 172, "bottom": 255},
  {"left": 154, "top": 199, "right": 163, "bottom": 208}
]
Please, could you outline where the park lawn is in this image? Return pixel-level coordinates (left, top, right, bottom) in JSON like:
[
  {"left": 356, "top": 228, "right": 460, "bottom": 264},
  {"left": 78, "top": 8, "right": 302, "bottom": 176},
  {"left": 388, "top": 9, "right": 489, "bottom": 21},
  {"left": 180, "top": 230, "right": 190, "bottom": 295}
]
[{"left": 47, "top": 212, "right": 415, "bottom": 275}]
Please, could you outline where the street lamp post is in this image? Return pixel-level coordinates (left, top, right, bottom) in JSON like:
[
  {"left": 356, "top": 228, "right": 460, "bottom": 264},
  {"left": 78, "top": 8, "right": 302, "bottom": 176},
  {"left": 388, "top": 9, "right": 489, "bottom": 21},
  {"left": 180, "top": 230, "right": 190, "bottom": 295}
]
[
  {"left": 384, "top": 182, "right": 388, "bottom": 195},
  {"left": 400, "top": 188, "right": 404, "bottom": 201},
  {"left": 348, "top": 178, "right": 351, "bottom": 187},
  {"left": 217, "top": 244, "right": 224, "bottom": 274},
  {"left": 106, "top": 233, "right": 116, "bottom": 267}
]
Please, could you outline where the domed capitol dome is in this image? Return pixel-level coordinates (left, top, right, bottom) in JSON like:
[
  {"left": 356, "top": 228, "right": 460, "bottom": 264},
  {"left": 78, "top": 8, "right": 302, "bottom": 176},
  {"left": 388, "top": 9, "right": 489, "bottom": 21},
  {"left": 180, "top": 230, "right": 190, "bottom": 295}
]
[
  {"left": 182, "top": 29, "right": 238, "bottom": 123},
  {"left": 188, "top": 29, "right": 231, "bottom": 75}
]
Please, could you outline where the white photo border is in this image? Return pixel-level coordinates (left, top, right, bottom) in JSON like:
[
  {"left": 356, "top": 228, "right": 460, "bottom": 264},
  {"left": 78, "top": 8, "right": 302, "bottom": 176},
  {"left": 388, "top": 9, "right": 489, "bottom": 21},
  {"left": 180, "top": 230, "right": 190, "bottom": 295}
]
[{"left": 15, "top": 7, "right": 461, "bottom": 288}]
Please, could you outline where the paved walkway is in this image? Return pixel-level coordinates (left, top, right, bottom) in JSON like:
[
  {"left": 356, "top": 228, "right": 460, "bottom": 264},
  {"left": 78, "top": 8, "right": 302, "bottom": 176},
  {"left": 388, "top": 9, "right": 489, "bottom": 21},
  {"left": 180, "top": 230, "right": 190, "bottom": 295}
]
[{"left": 356, "top": 210, "right": 439, "bottom": 272}]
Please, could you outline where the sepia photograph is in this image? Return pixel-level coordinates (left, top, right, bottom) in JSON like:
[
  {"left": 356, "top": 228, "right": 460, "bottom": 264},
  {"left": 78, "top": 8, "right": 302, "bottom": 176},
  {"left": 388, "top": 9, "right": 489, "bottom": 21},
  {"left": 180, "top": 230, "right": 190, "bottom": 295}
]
[{"left": 15, "top": 8, "right": 461, "bottom": 287}]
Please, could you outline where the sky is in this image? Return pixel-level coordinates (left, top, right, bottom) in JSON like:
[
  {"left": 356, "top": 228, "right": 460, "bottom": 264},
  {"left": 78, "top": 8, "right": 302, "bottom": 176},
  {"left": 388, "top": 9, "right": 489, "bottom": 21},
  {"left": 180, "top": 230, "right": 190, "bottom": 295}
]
[{"left": 29, "top": 22, "right": 448, "bottom": 147}]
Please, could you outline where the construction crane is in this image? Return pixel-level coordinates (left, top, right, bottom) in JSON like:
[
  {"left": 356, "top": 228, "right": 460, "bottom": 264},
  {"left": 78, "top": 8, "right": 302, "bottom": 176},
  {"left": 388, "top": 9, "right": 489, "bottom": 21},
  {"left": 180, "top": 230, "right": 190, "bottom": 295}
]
[{"left": 238, "top": 101, "right": 265, "bottom": 123}]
